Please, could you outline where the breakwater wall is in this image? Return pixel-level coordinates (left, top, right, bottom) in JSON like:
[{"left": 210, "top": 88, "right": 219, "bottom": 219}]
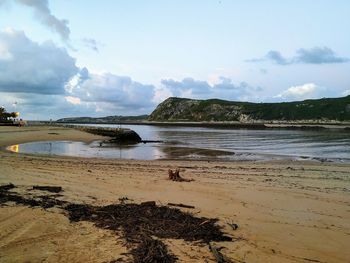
[{"left": 63, "top": 125, "right": 142, "bottom": 143}]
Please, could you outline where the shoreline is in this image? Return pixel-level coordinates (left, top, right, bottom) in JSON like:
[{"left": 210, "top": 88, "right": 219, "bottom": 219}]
[
  {"left": 33, "top": 120, "right": 350, "bottom": 130},
  {"left": 5, "top": 140, "right": 350, "bottom": 164},
  {"left": 0, "top": 126, "right": 350, "bottom": 262},
  {"left": 2, "top": 125, "right": 349, "bottom": 164}
]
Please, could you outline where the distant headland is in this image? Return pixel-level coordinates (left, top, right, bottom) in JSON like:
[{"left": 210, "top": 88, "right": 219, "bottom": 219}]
[{"left": 56, "top": 95, "right": 350, "bottom": 126}]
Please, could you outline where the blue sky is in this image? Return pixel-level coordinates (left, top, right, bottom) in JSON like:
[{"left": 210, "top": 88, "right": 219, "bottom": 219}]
[{"left": 0, "top": 0, "right": 349, "bottom": 119}]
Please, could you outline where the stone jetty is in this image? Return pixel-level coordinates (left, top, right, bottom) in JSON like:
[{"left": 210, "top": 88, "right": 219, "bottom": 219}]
[{"left": 66, "top": 125, "right": 142, "bottom": 143}]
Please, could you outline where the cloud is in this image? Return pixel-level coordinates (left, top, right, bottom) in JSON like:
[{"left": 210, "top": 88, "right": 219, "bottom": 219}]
[
  {"left": 81, "top": 38, "right": 100, "bottom": 52},
  {"left": 15, "top": 0, "right": 70, "bottom": 41},
  {"left": 0, "top": 27, "right": 265, "bottom": 118},
  {"left": 247, "top": 47, "right": 349, "bottom": 65},
  {"left": 160, "top": 78, "right": 211, "bottom": 98},
  {"left": 266, "top": 50, "right": 289, "bottom": 65},
  {"left": 245, "top": 50, "right": 289, "bottom": 65},
  {"left": 342, "top": 89, "right": 350, "bottom": 96},
  {"left": 159, "top": 77, "right": 257, "bottom": 102},
  {"left": 65, "top": 96, "right": 81, "bottom": 105},
  {"left": 294, "top": 47, "right": 350, "bottom": 64},
  {"left": 66, "top": 71, "right": 157, "bottom": 113},
  {"left": 0, "top": 28, "right": 78, "bottom": 94},
  {"left": 0, "top": 29, "right": 156, "bottom": 118},
  {"left": 275, "top": 83, "right": 330, "bottom": 101},
  {"left": 0, "top": 91, "right": 98, "bottom": 120}
]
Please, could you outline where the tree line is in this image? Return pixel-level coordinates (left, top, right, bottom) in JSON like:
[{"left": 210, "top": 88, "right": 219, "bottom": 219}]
[{"left": 0, "top": 107, "right": 18, "bottom": 122}]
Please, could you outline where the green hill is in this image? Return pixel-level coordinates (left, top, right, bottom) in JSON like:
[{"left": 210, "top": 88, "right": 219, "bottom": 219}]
[
  {"left": 56, "top": 115, "right": 148, "bottom": 123},
  {"left": 148, "top": 96, "right": 350, "bottom": 122}
]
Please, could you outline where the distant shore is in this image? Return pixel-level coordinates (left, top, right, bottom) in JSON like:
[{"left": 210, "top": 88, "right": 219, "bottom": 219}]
[
  {"left": 0, "top": 126, "right": 349, "bottom": 262},
  {"left": 34, "top": 120, "right": 350, "bottom": 130}
]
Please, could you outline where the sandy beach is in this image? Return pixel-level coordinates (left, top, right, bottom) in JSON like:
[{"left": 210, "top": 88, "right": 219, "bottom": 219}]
[{"left": 0, "top": 126, "right": 349, "bottom": 263}]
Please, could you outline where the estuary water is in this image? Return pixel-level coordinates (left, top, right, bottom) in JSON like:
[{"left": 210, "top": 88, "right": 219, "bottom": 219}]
[{"left": 8, "top": 124, "right": 350, "bottom": 162}]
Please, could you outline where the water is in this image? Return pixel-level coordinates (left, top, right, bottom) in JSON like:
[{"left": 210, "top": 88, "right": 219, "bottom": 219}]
[{"left": 7, "top": 124, "right": 350, "bottom": 162}]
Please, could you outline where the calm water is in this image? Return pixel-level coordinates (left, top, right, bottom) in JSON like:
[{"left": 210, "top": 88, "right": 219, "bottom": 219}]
[{"left": 7, "top": 124, "right": 350, "bottom": 162}]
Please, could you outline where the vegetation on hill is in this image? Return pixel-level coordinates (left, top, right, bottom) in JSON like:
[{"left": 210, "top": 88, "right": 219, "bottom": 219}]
[
  {"left": 56, "top": 115, "right": 149, "bottom": 123},
  {"left": 148, "top": 96, "right": 350, "bottom": 122}
]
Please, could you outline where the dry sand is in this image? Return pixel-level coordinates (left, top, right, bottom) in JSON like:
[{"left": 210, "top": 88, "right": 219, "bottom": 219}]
[{"left": 0, "top": 126, "right": 349, "bottom": 263}]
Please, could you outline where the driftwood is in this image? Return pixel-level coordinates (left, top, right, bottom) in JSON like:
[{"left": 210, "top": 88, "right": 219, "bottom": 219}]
[
  {"left": 33, "top": 185, "right": 62, "bottom": 193},
  {"left": 118, "top": 196, "right": 132, "bottom": 204},
  {"left": 168, "top": 169, "right": 194, "bottom": 182},
  {"left": 227, "top": 223, "right": 239, "bottom": 230},
  {"left": 141, "top": 140, "right": 164, "bottom": 144},
  {"left": 209, "top": 243, "right": 231, "bottom": 263},
  {"left": 167, "top": 203, "right": 195, "bottom": 209},
  {"left": 140, "top": 201, "right": 156, "bottom": 206}
]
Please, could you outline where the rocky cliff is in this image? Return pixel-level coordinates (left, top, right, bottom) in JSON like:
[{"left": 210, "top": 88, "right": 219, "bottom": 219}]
[{"left": 148, "top": 96, "right": 350, "bottom": 122}]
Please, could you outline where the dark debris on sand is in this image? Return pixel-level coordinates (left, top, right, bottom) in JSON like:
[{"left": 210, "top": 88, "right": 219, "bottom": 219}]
[
  {"left": 66, "top": 201, "right": 231, "bottom": 243},
  {"left": 33, "top": 185, "right": 63, "bottom": 193},
  {"left": 0, "top": 183, "right": 15, "bottom": 191},
  {"left": 131, "top": 235, "right": 177, "bottom": 263},
  {"left": 0, "top": 184, "right": 232, "bottom": 262},
  {"left": 0, "top": 190, "right": 66, "bottom": 209}
]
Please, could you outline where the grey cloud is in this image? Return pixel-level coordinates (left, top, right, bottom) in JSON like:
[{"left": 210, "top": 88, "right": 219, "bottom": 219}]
[
  {"left": 81, "top": 38, "right": 100, "bottom": 52},
  {"left": 16, "top": 0, "right": 70, "bottom": 41},
  {"left": 294, "top": 47, "right": 349, "bottom": 64},
  {"left": 160, "top": 77, "right": 256, "bottom": 101},
  {"left": 68, "top": 71, "right": 156, "bottom": 111},
  {"left": 0, "top": 29, "right": 78, "bottom": 94},
  {"left": 0, "top": 92, "right": 99, "bottom": 120},
  {"left": 266, "top": 50, "right": 290, "bottom": 65},
  {"left": 248, "top": 47, "right": 349, "bottom": 65},
  {"left": 161, "top": 78, "right": 211, "bottom": 98},
  {"left": 245, "top": 50, "right": 290, "bottom": 65},
  {"left": 0, "top": 29, "right": 156, "bottom": 117}
]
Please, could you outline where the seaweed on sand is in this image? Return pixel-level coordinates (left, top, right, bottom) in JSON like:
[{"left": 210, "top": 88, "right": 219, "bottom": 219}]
[
  {"left": 130, "top": 235, "right": 177, "bottom": 263},
  {"left": 0, "top": 184, "right": 232, "bottom": 262},
  {"left": 65, "top": 201, "right": 231, "bottom": 243}
]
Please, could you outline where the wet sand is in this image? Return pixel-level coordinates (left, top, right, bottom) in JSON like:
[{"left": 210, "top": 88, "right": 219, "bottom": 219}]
[{"left": 0, "top": 126, "right": 349, "bottom": 262}]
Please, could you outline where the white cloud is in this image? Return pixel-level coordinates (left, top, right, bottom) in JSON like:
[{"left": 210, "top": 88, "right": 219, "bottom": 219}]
[
  {"left": 342, "top": 89, "right": 350, "bottom": 96},
  {"left": 275, "top": 83, "right": 329, "bottom": 101},
  {"left": 65, "top": 96, "right": 81, "bottom": 105},
  {"left": 0, "top": 29, "right": 78, "bottom": 94}
]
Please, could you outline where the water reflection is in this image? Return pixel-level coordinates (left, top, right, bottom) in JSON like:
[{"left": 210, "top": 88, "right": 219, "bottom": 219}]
[
  {"left": 7, "top": 144, "right": 19, "bottom": 153},
  {"left": 6, "top": 124, "right": 350, "bottom": 162}
]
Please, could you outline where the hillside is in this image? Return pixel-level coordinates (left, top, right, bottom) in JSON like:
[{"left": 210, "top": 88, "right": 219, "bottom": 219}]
[
  {"left": 148, "top": 96, "right": 350, "bottom": 122},
  {"left": 56, "top": 115, "right": 148, "bottom": 123}
]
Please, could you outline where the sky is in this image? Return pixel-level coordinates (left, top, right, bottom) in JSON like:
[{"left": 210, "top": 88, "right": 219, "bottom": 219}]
[{"left": 0, "top": 0, "right": 349, "bottom": 120}]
